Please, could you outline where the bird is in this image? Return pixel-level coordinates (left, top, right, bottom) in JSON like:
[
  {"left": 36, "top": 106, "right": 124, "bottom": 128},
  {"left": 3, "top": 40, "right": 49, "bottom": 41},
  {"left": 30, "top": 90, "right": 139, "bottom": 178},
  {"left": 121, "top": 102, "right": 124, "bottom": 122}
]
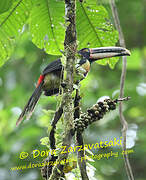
[{"left": 16, "top": 46, "right": 130, "bottom": 126}]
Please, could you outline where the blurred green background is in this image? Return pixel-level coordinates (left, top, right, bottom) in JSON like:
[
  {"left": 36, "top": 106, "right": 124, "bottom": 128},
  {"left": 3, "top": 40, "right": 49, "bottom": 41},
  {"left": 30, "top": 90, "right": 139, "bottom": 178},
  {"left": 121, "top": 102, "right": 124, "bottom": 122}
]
[{"left": 0, "top": 0, "right": 145, "bottom": 179}]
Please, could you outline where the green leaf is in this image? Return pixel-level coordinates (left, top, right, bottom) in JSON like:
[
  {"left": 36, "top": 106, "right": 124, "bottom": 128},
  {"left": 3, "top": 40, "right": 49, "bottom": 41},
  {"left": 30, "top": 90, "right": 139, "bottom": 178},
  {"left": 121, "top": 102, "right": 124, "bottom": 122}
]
[
  {"left": 29, "top": 0, "right": 118, "bottom": 67},
  {"left": 40, "top": 137, "right": 49, "bottom": 146},
  {"left": 76, "top": 0, "right": 119, "bottom": 68},
  {"left": 29, "top": 0, "right": 65, "bottom": 55},
  {"left": 0, "top": 0, "right": 12, "bottom": 14},
  {"left": 0, "top": 0, "right": 33, "bottom": 67}
]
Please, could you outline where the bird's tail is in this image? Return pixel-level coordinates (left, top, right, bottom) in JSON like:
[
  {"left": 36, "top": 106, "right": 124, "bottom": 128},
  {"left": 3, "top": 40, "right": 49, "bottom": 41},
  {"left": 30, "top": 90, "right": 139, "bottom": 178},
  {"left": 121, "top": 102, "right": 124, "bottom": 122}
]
[{"left": 16, "top": 81, "right": 44, "bottom": 126}]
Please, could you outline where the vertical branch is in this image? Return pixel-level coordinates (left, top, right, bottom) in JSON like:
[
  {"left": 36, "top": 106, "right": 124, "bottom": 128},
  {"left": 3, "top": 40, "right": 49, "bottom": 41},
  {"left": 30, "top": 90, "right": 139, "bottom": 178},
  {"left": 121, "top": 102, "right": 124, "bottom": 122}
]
[
  {"left": 110, "top": 1, "right": 134, "bottom": 180},
  {"left": 74, "top": 90, "right": 89, "bottom": 180},
  {"left": 76, "top": 131, "right": 89, "bottom": 180},
  {"left": 63, "top": 0, "right": 77, "bottom": 131},
  {"left": 49, "top": 0, "right": 77, "bottom": 179}
]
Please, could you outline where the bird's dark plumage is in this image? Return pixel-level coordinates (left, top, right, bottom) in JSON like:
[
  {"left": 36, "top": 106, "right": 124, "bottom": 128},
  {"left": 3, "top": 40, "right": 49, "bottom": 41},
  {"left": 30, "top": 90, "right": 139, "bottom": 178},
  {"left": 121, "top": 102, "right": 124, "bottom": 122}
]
[{"left": 16, "top": 46, "right": 130, "bottom": 126}]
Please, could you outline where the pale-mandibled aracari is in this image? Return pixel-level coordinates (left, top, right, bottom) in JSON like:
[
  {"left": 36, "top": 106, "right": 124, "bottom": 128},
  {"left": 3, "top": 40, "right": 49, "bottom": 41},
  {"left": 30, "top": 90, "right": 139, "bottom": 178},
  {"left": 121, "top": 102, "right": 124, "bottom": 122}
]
[{"left": 16, "top": 47, "right": 130, "bottom": 126}]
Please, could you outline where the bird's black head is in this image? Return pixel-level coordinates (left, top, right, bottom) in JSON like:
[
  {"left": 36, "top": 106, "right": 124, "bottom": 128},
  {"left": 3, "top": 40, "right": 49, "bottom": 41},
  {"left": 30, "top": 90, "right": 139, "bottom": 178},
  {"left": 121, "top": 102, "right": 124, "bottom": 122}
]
[
  {"left": 78, "top": 47, "right": 131, "bottom": 63},
  {"left": 78, "top": 48, "right": 90, "bottom": 60}
]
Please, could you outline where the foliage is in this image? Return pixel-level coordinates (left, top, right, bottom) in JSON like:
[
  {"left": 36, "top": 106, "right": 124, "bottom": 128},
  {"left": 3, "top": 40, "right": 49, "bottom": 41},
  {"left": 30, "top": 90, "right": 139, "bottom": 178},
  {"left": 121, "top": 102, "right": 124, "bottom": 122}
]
[
  {"left": 0, "top": 0, "right": 12, "bottom": 14},
  {"left": 29, "top": 0, "right": 65, "bottom": 55},
  {"left": 0, "top": 0, "right": 33, "bottom": 66},
  {"left": 0, "top": 0, "right": 118, "bottom": 68}
]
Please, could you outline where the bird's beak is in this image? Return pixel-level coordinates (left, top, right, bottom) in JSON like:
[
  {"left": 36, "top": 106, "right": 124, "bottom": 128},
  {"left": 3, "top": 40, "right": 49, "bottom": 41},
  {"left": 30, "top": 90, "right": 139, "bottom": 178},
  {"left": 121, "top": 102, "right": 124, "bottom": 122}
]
[{"left": 89, "top": 47, "right": 131, "bottom": 61}]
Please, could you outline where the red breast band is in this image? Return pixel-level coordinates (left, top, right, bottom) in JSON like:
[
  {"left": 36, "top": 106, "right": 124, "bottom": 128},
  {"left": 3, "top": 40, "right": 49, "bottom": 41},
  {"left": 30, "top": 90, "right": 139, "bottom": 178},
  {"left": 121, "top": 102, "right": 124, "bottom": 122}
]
[{"left": 36, "top": 75, "right": 44, "bottom": 87}]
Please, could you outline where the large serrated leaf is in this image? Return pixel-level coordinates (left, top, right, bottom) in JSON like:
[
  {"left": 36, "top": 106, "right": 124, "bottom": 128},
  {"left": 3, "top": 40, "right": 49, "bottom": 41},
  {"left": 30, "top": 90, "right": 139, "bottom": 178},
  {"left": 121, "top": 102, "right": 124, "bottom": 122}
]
[
  {"left": 0, "top": 0, "right": 33, "bottom": 67},
  {"left": 0, "top": 0, "right": 119, "bottom": 68},
  {"left": 0, "top": 0, "right": 12, "bottom": 14},
  {"left": 76, "top": 0, "right": 119, "bottom": 68},
  {"left": 29, "top": 0, "right": 65, "bottom": 56}
]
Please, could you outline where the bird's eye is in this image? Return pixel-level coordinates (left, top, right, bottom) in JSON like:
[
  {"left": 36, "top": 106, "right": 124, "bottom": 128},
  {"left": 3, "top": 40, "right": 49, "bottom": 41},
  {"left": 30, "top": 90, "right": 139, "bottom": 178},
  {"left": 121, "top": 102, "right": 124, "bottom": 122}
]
[{"left": 78, "top": 48, "right": 90, "bottom": 59}]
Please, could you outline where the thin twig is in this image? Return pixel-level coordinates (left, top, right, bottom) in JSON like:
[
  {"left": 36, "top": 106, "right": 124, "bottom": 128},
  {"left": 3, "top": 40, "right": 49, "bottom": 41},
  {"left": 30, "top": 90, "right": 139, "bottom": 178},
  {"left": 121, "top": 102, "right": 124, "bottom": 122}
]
[
  {"left": 110, "top": 0, "right": 135, "bottom": 180},
  {"left": 74, "top": 89, "right": 81, "bottom": 119},
  {"left": 41, "top": 103, "right": 64, "bottom": 179},
  {"left": 76, "top": 131, "right": 89, "bottom": 180},
  {"left": 74, "top": 89, "right": 89, "bottom": 180},
  {"left": 50, "top": 103, "right": 64, "bottom": 150}
]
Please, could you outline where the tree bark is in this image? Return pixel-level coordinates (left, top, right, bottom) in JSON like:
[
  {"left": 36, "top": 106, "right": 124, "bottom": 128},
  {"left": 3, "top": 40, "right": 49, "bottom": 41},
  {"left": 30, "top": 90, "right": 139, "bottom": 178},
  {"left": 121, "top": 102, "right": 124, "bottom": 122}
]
[{"left": 49, "top": 0, "right": 77, "bottom": 179}]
